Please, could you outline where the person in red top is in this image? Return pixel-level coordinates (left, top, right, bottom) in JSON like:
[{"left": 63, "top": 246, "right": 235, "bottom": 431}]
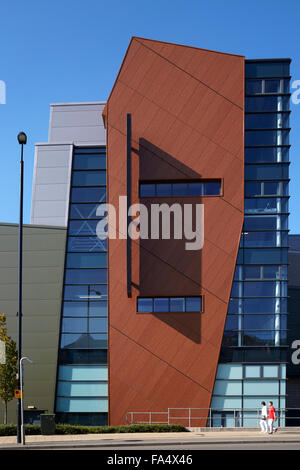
[{"left": 268, "top": 401, "right": 277, "bottom": 434}]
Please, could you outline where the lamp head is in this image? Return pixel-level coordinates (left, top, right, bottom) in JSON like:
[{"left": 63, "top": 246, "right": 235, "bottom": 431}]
[{"left": 17, "top": 132, "right": 27, "bottom": 145}]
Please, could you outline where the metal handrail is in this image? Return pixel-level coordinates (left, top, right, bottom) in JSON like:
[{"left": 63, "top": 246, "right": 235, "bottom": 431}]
[{"left": 126, "top": 408, "right": 300, "bottom": 427}]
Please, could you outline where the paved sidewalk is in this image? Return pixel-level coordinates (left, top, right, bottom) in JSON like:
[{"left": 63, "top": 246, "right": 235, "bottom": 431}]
[{"left": 1, "top": 430, "right": 300, "bottom": 449}]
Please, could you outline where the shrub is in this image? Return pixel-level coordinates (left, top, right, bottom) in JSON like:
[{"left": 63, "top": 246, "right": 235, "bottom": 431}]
[{"left": 0, "top": 423, "right": 187, "bottom": 436}]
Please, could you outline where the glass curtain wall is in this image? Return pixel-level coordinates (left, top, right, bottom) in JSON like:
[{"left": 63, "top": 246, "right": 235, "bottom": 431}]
[
  {"left": 211, "top": 60, "right": 290, "bottom": 427},
  {"left": 55, "top": 147, "right": 108, "bottom": 426}
]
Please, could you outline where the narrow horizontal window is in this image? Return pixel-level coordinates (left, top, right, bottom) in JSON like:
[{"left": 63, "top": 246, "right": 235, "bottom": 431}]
[
  {"left": 66, "top": 252, "right": 107, "bottom": 269},
  {"left": 245, "top": 147, "right": 289, "bottom": 163},
  {"left": 245, "top": 164, "right": 289, "bottom": 180},
  {"left": 71, "top": 187, "right": 106, "bottom": 203},
  {"left": 72, "top": 171, "right": 106, "bottom": 187},
  {"left": 137, "top": 296, "right": 202, "bottom": 313},
  {"left": 245, "top": 62, "right": 290, "bottom": 78},
  {"left": 73, "top": 153, "right": 106, "bottom": 170},
  {"left": 245, "top": 113, "right": 290, "bottom": 130},
  {"left": 64, "top": 285, "right": 107, "bottom": 302},
  {"left": 139, "top": 180, "right": 221, "bottom": 197},
  {"left": 245, "top": 96, "right": 290, "bottom": 112},
  {"left": 245, "top": 130, "right": 289, "bottom": 146},
  {"left": 65, "top": 269, "right": 107, "bottom": 285}
]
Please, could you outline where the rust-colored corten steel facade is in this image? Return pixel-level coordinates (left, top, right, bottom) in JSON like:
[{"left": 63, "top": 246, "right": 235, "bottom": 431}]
[{"left": 105, "top": 37, "right": 245, "bottom": 425}]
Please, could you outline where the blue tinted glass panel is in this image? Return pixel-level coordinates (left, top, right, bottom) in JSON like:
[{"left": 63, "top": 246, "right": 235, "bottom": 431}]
[
  {"left": 68, "top": 220, "right": 100, "bottom": 236},
  {"left": 245, "top": 182, "right": 261, "bottom": 196},
  {"left": 58, "top": 365, "right": 108, "bottom": 381},
  {"left": 245, "top": 62, "right": 290, "bottom": 78},
  {"left": 57, "top": 381, "right": 108, "bottom": 397},
  {"left": 245, "top": 80, "right": 262, "bottom": 94},
  {"left": 70, "top": 204, "right": 104, "bottom": 219},
  {"left": 224, "top": 315, "right": 239, "bottom": 330},
  {"left": 140, "top": 184, "right": 156, "bottom": 197},
  {"left": 243, "top": 281, "right": 278, "bottom": 297},
  {"left": 71, "top": 187, "right": 106, "bottom": 203},
  {"left": 185, "top": 297, "right": 202, "bottom": 312},
  {"left": 170, "top": 297, "right": 185, "bottom": 312},
  {"left": 245, "top": 198, "right": 278, "bottom": 214},
  {"left": 245, "top": 113, "right": 289, "bottom": 129},
  {"left": 65, "top": 269, "right": 107, "bottom": 284},
  {"left": 245, "top": 96, "right": 289, "bottom": 112},
  {"left": 156, "top": 184, "right": 172, "bottom": 196},
  {"left": 243, "top": 231, "right": 277, "bottom": 247},
  {"left": 188, "top": 183, "right": 204, "bottom": 196},
  {"left": 204, "top": 181, "right": 221, "bottom": 195},
  {"left": 67, "top": 237, "right": 107, "bottom": 252},
  {"left": 72, "top": 171, "right": 106, "bottom": 187},
  {"left": 172, "top": 183, "right": 188, "bottom": 196},
  {"left": 64, "top": 285, "right": 107, "bottom": 301},
  {"left": 244, "top": 216, "right": 278, "bottom": 230},
  {"left": 244, "top": 298, "right": 277, "bottom": 313},
  {"left": 243, "top": 315, "right": 275, "bottom": 330},
  {"left": 244, "top": 266, "right": 261, "bottom": 279},
  {"left": 56, "top": 397, "right": 108, "bottom": 413},
  {"left": 60, "top": 333, "right": 107, "bottom": 349},
  {"left": 63, "top": 301, "right": 107, "bottom": 317},
  {"left": 265, "top": 79, "right": 281, "bottom": 93},
  {"left": 245, "top": 164, "right": 289, "bottom": 180},
  {"left": 66, "top": 253, "right": 107, "bottom": 268},
  {"left": 153, "top": 298, "right": 169, "bottom": 312},
  {"left": 243, "top": 248, "right": 287, "bottom": 264},
  {"left": 222, "top": 331, "right": 239, "bottom": 346},
  {"left": 245, "top": 147, "right": 289, "bottom": 163},
  {"left": 138, "top": 298, "right": 153, "bottom": 312},
  {"left": 73, "top": 153, "right": 106, "bottom": 170},
  {"left": 62, "top": 317, "right": 107, "bottom": 334},
  {"left": 264, "top": 182, "right": 281, "bottom": 195},
  {"left": 245, "top": 130, "right": 289, "bottom": 146},
  {"left": 263, "top": 265, "right": 281, "bottom": 279},
  {"left": 243, "top": 331, "right": 275, "bottom": 346}
]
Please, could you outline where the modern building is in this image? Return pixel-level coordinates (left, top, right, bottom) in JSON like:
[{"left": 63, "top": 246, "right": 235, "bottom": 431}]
[{"left": 0, "top": 37, "right": 297, "bottom": 427}]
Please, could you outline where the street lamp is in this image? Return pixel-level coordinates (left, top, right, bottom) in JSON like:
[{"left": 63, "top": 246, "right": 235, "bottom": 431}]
[
  {"left": 17, "top": 131, "right": 27, "bottom": 444},
  {"left": 20, "top": 356, "right": 33, "bottom": 445}
]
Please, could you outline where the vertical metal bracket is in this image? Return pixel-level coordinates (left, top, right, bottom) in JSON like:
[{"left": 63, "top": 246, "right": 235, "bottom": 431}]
[{"left": 127, "top": 114, "right": 132, "bottom": 297}]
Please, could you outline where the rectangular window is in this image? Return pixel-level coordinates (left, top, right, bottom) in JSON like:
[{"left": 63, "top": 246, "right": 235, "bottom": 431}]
[
  {"left": 245, "top": 113, "right": 289, "bottom": 130},
  {"left": 66, "top": 253, "right": 107, "bottom": 269},
  {"left": 137, "top": 296, "right": 202, "bottom": 313},
  {"left": 139, "top": 180, "right": 221, "bottom": 197},
  {"left": 245, "top": 181, "right": 289, "bottom": 197},
  {"left": 245, "top": 164, "right": 289, "bottom": 180},
  {"left": 245, "top": 130, "right": 289, "bottom": 147},
  {"left": 245, "top": 96, "right": 289, "bottom": 112},
  {"left": 244, "top": 215, "right": 288, "bottom": 231},
  {"left": 67, "top": 237, "right": 107, "bottom": 253},
  {"left": 70, "top": 203, "right": 105, "bottom": 220},
  {"left": 71, "top": 187, "right": 106, "bottom": 203},
  {"left": 64, "top": 285, "right": 107, "bottom": 302},
  {"left": 65, "top": 269, "right": 107, "bottom": 285},
  {"left": 245, "top": 147, "right": 289, "bottom": 163},
  {"left": 72, "top": 171, "right": 106, "bottom": 187},
  {"left": 245, "top": 62, "right": 290, "bottom": 78},
  {"left": 73, "top": 152, "right": 106, "bottom": 170}
]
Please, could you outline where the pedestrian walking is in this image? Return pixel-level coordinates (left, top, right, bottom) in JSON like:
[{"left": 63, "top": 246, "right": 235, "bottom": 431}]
[
  {"left": 260, "top": 401, "right": 268, "bottom": 433},
  {"left": 268, "top": 401, "right": 277, "bottom": 434}
]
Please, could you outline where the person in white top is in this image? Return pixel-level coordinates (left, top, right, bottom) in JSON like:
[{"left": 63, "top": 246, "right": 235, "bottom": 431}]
[{"left": 260, "top": 401, "right": 268, "bottom": 433}]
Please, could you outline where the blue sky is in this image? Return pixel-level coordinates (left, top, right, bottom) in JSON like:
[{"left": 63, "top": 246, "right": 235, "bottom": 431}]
[{"left": 0, "top": 0, "right": 299, "bottom": 232}]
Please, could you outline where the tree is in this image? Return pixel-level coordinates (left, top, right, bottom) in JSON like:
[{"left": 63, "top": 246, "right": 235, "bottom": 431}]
[{"left": 0, "top": 314, "right": 18, "bottom": 424}]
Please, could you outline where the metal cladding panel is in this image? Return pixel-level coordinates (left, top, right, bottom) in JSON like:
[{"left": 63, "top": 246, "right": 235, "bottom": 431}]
[
  {"left": 106, "top": 37, "right": 244, "bottom": 425},
  {"left": 0, "top": 223, "right": 66, "bottom": 424}
]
